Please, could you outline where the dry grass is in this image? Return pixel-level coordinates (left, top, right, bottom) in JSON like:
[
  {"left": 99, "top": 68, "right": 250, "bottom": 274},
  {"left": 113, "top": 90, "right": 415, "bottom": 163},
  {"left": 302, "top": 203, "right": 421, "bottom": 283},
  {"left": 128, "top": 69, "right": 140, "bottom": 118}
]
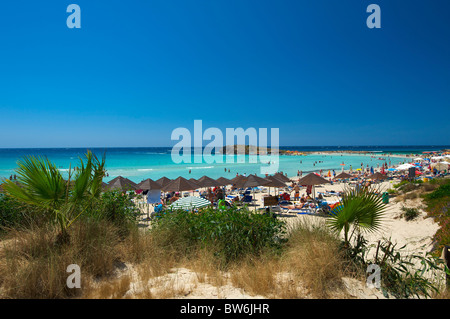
[
  {"left": 83, "top": 274, "right": 132, "bottom": 299},
  {"left": 229, "top": 255, "right": 280, "bottom": 297},
  {"left": 0, "top": 217, "right": 359, "bottom": 299},
  {"left": 2, "top": 213, "right": 418, "bottom": 299},
  {"left": 0, "top": 220, "right": 121, "bottom": 299},
  {"left": 278, "top": 219, "right": 349, "bottom": 298}
]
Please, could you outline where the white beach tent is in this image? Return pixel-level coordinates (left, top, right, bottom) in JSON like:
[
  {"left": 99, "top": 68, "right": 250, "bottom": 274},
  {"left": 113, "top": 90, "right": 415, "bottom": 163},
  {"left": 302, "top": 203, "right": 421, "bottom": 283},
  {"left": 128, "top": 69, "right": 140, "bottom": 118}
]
[
  {"left": 396, "top": 163, "right": 415, "bottom": 171},
  {"left": 432, "top": 161, "right": 450, "bottom": 171}
]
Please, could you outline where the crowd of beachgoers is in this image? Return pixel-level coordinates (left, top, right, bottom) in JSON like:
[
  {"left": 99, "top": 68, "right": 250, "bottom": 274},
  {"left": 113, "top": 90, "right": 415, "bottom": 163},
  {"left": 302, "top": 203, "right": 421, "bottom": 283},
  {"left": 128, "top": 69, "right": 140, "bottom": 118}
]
[{"left": 120, "top": 151, "right": 450, "bottom": 220}]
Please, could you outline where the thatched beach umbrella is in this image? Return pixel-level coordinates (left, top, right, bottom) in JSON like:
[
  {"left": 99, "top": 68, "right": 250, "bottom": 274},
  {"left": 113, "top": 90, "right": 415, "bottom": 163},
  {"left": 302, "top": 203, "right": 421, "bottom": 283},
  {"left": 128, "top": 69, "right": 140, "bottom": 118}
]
[
  {"left": 334, "top": 172, "right": 354, "bottom": 180},
  {"left": 162, "top": 176, "right": 199, "bottom": 193},
  {"left": 101, "top": 182, "right": 109, "bottom": 191},
  {"left": 264, "top": 176, "right": 286, "bottom": 188},
  {"left": 368, "top": 172, "right": 387, "bottom": 181},
  {"left": 197, "top": 175, "right": 219, "bottom": 188},
  {"left": 231, "top": 175, "right": 247, "bottom": 187},
  {"left": 297, "top": 173, "right": 330, "bottom": 186},
  {"left": 216, "top": 177, "right": 233, "bottom": 186},
  {"left": 188, "top": 178, "right": 201, "bottom": 189},
  {"left": 274, "top": 173, "right": 290, "bottom": 183},
  {"left": 264, "top": 176, "right": 286, "bottom": 196},
  {"left": 137, "top": 178, "right": 162, "bottom": 191},
  {"left": 234, "top": 174, "right": 269, "bottom": 189},
  {"left": 234, "top": 174, "right": 270, "bottom": 208},
  {"left": 107, "top": 176, "right": 137, "bottom": 191},
  {"left": 156, "top": 177, "right": 172, "bottom": 188},
  {"left": 297, "top": 173, "right": 330, "bottom": 206}
]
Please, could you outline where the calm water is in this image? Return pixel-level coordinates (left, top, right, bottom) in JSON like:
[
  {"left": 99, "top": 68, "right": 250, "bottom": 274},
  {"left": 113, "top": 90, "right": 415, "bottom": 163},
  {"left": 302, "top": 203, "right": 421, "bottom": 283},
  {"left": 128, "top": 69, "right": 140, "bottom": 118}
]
[{"left": 0, "top": 146, "right": 448, "bottom": 183}]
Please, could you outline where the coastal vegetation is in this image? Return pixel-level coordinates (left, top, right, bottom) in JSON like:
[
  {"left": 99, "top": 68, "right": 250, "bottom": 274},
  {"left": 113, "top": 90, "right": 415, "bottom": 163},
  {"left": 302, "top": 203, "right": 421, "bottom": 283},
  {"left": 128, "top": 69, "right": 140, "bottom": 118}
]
[
  {"left": 389, "top": 178, "right": 450, "bottom": 256},
  {"left": 0, "top": 154, "right": 448, "bottom": 299}
]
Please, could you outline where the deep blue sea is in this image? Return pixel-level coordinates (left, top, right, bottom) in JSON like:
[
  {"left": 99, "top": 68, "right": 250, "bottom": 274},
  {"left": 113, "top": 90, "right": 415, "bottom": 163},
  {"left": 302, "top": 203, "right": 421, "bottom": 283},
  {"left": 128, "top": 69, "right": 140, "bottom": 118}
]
[{"left": 0, "top": 145, "right": 448, "bottom": 183}]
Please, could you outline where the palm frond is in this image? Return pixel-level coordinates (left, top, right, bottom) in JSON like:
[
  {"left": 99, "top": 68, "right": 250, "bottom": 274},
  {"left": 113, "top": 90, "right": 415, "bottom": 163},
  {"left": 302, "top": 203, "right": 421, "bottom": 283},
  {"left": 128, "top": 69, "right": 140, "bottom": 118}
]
[
  {"left": 3, "top": 156, "right": 66, "bottom": 209},
  {"left": 326, "top": 184, "right": 387, "bottom": 244}
]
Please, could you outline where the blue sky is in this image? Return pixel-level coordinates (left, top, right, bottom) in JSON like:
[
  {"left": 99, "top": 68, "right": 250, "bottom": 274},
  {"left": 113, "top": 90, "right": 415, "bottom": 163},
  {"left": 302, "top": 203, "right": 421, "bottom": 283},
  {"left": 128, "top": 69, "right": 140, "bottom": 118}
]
[{"left": 0, "top": 0, "right": 449, "bottom": 148}]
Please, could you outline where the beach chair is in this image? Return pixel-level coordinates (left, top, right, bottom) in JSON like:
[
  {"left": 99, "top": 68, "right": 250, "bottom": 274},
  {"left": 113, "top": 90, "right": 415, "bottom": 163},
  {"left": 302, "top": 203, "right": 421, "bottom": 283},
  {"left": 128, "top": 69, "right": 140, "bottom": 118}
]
[
  {"left": 242, "top": 195, "right": 253, "bottom": 204},
  {"left": 288, "top": 205, "right": 315, "bottom": 215}
]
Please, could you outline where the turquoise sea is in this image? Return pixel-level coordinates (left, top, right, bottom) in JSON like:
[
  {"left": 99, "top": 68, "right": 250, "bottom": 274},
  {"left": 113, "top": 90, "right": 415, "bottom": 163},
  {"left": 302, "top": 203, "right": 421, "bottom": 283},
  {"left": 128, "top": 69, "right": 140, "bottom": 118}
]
[{"left": 0, "top": 146, "right": 448, "bottom": 183}]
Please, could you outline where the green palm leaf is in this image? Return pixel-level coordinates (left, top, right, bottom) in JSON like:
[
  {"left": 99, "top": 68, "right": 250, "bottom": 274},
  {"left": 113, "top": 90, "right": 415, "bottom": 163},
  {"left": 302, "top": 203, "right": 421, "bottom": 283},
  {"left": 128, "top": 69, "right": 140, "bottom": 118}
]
[
  {"left": 4, "top": 151, "right": 107, "bottom": 240},
  {"left": 326, "top": 185, "right": 387, "bottom": 245},
  {"left": 3, "top": 156, "right": 66, "bottom": 210}
]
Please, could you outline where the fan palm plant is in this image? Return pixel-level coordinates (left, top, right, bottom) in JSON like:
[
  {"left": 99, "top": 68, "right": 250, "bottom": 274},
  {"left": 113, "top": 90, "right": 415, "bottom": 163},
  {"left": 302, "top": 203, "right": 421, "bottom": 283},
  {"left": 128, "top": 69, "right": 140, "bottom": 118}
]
[
  {"left": 3, "top": 150, "right": 106, "bottom": 243},
  {"left": 326, "top": 185, "right": 387, "bottom": 248}
]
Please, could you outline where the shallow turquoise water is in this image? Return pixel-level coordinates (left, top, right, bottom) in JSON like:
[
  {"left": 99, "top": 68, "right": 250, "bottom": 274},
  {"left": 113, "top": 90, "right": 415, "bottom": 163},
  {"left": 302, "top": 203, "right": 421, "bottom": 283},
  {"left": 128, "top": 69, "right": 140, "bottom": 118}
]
[{"left": 0, "top": 147, "right": 425, "bottom": 183}]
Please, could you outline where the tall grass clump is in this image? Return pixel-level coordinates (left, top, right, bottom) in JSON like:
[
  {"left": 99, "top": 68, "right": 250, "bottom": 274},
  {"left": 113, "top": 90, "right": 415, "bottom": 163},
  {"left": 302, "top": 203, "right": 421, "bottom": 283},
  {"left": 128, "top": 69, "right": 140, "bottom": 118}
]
[
  {"left": 0, "top": 193, "right": 50, "bottom": 233},
  {"left": 280, "top": 219, "right": 347, "bottom": 298},
  {"left": 0, "top": 219, "right": 121, "bottom": 298}
]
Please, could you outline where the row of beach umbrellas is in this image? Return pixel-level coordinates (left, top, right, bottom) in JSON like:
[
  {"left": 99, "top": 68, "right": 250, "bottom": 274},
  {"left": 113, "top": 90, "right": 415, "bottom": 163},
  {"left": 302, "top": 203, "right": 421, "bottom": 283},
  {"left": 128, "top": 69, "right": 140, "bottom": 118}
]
[
  {"left": 104, "top": 172, "right": 294, "bottom": 193},
  {"left": 105, "top": 169, "right": 392, "bottom": 193}
]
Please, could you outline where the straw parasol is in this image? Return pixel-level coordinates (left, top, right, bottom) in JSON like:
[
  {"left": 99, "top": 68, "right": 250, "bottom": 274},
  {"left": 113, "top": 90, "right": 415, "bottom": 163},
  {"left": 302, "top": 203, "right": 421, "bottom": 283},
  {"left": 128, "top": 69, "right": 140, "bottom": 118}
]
[
  {"left": 156, "top": 177, "right": 172, "bottom": 188},
  {"left": 197, "top": 175, "right": 220, "bottom": 188},
  {"left": 216, "top": 177, "right": 233, "bottom": 186},
  {"left": 264, "top": 176, "right": 286, "bottom": 196},
  {"left": 162, "top": 176, "right": 199, "bottom": 192},
  {"left": 107, "top": 176, "right": 137, "bottom": 191},
  {"left": 188, "top": 178, "right": 201, "bottom": 189},
  {"left": 233, "top": 174, "right": 270, "bottom": 209},
  {"left": 297, "top": 173, "right": 330, "bottom": 207},
  {"left": 264, "top": 176, "right": 286, "bottom": 188},
  {"left": 367, "top": 172, "right": 387, "bottom": 180},
  {"left": 231, "top": 175, "right": 247, "bottom": 186},
  {"left": 137, "top": 178, "right": 162, "bottom": 190},
  {"left": 334, "top": 172, "right": 354, "bottom": 180},
  {"left": 273, "top": 173, "right": 290, "bottom": 183},
  {"left": 234, "top": 174, "right": 270, "bottom": 189},
  {"left": 297, "top": 173, "right": 330, "bottom": 186},
  {"left": 101, "top": 182, "right": 109, "bottom": 191}
]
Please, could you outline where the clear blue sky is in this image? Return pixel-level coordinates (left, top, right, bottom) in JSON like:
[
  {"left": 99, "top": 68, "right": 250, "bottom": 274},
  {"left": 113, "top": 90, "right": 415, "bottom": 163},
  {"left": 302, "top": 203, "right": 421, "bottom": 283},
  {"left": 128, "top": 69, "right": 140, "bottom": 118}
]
[{"left": 0, "top": 0, "right": 449, "bottom": 148}]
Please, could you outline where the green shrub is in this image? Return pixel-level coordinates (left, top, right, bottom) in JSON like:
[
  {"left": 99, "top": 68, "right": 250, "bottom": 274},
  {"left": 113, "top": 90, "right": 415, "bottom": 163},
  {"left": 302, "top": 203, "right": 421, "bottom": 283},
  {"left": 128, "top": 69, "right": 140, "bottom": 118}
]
[
  {"left": 344, "top": 237, "right": 445, "bottom": 299},
  {"left": 424, "top": 183, "right": 450, "bottom": 201},
  {"left": 150, "top": 206, "right": 286, "bottom": 265},
  {"left": 84, "top": 191, "right": 139, "bottom": 236},
  {"left": 401, "top": 206, "right": 420, "bottom": 221},
  {"left": 0, "top": 194, "right": 48, "bottom": 233}
]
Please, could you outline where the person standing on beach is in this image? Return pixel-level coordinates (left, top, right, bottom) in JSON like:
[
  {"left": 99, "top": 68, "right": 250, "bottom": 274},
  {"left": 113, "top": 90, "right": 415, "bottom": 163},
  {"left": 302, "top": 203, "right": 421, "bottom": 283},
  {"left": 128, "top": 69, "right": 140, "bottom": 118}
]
[{"left": 293, "top": 184, "right": 300, "bottom": 201}]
